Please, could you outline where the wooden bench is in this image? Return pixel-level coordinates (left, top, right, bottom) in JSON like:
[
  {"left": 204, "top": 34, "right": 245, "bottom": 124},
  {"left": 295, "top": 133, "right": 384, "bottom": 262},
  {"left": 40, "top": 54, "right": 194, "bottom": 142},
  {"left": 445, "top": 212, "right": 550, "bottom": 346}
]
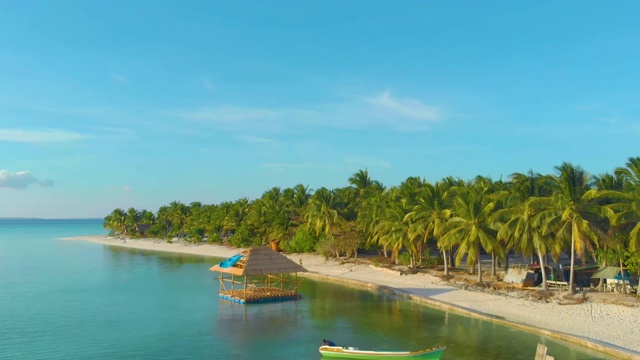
[{"left": 546, "top": 280, "right": 569, "bottom": 291}]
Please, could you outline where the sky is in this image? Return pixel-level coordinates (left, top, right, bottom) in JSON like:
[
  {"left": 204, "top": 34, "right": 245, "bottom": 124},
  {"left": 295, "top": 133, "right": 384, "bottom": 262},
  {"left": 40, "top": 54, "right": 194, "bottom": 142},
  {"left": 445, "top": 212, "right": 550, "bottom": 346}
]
[{"left": 1, "top": 1, "right": 639, "bottom": 219}]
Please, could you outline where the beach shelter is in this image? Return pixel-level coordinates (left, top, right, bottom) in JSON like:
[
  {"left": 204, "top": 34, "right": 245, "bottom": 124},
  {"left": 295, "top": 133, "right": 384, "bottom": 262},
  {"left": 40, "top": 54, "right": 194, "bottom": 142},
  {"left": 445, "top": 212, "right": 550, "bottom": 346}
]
[
  {"left": 209, "top": 246, "right": 307, "bottom": 304},
  {"left": 591, "top": 266, "right": 630, "bottom": 280}
]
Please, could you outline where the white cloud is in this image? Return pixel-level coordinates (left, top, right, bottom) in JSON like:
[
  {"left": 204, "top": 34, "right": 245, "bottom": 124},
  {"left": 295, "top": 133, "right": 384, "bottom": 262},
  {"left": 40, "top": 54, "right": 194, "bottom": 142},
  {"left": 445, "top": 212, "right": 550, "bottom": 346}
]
[
  {"left": 367, "top": 90, "right": 440, "bottom": 121},
  {"left": 0, "top": 129, "right": 84, "bottom": 142},
  {"left": 169, "top": 106, "right": 284, "bottom": 123},
  {"left": 167, "top": 90, "right": 443, "bottom": 133},
  {"left": 0, "top": 170, "right": 54, "bottom": 189}
]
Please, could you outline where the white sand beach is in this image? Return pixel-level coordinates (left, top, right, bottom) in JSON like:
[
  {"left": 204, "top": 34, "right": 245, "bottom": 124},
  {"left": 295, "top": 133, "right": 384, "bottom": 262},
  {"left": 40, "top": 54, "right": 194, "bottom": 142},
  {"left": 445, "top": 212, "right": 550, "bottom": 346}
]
[{"left": 63, "top": 235, "right": 640, "bottom": 359}]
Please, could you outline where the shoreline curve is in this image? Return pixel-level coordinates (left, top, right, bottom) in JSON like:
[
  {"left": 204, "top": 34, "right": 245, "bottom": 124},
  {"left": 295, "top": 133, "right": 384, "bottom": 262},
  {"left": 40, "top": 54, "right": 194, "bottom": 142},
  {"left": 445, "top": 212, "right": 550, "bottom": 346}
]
[{"left": 61, "top": 235, "right": 640, "bottom": 360}]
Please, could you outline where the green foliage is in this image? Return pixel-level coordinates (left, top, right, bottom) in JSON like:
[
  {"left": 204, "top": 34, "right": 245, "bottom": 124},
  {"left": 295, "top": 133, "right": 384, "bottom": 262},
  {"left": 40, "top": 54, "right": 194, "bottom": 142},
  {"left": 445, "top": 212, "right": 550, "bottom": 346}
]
[
  {"left": 315, "top": 236, "right": 337, "bottom": 259},
  {"left": 206, "top": 233, "right": 223, "bottom": 244},
  {"left": 282, "top": 228, "right": 319, "bottom": 253},
  {"left": 420, "top": 252, "right": 442, "bottom": 267},
  {"left": 102, "top": 157, "right": 640, "bottom": 279},
  {"left": 229, "top": 226, "right": 253, "bottom": 248},
  {"left": 397, "top": 252, "right": 411, "bottom": 266},
  {"left": 187, "top": 227, "right": 205, "bottom": 243},
  {"left": 624, "top": 250, "right": 640, "bottom": 274}
]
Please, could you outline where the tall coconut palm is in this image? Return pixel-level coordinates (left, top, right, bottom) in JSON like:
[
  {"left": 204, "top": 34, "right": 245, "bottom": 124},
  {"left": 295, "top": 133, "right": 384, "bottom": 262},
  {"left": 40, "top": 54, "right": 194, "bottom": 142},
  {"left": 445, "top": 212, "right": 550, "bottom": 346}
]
[
  {"left": 357, "top": 189, "right": 392, "bottom": 256},
  {"left": 493, "top": 199, "right": 550, "bottom": 290},
  {"left": 104, "top": 208, "right": 126, "bottom": 235},
  {"left": 305, "top": 187, "right": 344, "bottom": 237},
  {"left": 592, "top": 173, "right": 625, "bottom": 191},
  {"left": 124, "top": 207, "right": 141, "bottom": 235},
  {"left": 406, "top": 181, "right": 453, "bottom": 274},
  {"left": 439, "top": 185, "right": 501, "bottom": 282},
  {"left": 379, "top": 195, "right": 415, "bottom": 265},
  {"left": 533, "top": 162, "right": 611, "bottom": 294},
  {"left": 615, "top": 156, "right": 640, "bottom": 191}
]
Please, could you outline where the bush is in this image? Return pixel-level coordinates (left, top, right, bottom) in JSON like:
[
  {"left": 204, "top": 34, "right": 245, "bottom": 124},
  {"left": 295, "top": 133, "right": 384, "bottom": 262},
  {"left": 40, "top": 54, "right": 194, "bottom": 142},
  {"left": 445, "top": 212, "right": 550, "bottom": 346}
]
[
  {"left": 315, "top": 236, "right": 336, "bottom": 259},
  {"left": 282, "top": 228, "right": 318, "bottom": 253},
  {"left": 206, "top": 233, "right": 223, "bottom": 244},
  {"left": 397, "top": 252, "right": 412, "bottom": 266},
  {"left": 229, "top": 226, "right": 253, "bottom": 248}
]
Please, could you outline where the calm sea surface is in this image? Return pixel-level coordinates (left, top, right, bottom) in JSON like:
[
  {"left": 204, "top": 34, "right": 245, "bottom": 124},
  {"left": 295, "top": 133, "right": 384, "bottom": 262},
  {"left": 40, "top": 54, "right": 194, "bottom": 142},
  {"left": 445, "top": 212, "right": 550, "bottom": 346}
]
[{"left": 0, "top": 219, "right": 614, "bottom": 360}]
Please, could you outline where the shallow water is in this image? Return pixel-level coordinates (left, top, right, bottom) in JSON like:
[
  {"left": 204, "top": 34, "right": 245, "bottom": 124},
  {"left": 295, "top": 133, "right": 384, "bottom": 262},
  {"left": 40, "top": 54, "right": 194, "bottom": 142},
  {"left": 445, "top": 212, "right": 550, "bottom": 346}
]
[{"left": 0, "top": 219, "right": 615, "bottom": 359}]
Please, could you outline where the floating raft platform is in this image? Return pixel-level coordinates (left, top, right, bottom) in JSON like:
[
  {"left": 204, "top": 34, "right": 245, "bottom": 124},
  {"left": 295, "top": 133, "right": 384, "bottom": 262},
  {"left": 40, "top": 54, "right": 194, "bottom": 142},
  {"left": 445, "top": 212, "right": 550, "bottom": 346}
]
[
  {"left": 219, "top": 287, "right": 301, "bottom": 304},
  {"left": 210, "top": 246, "right": 307, "bottom": 305}
]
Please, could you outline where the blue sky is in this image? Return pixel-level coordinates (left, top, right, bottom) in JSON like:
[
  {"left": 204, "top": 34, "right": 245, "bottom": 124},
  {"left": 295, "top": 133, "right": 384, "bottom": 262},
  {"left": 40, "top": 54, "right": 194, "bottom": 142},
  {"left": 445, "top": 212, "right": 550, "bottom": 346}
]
[{"left": 1, "top": 1, "right": 639, "bottom": 218}]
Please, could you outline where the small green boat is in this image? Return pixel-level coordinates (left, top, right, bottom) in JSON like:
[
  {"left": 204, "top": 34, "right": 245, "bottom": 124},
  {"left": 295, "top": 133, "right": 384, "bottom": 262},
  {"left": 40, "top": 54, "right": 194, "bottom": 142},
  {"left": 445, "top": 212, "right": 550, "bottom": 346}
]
[{"left": 318, "top": 345, "right": 446, "bottom": 359}]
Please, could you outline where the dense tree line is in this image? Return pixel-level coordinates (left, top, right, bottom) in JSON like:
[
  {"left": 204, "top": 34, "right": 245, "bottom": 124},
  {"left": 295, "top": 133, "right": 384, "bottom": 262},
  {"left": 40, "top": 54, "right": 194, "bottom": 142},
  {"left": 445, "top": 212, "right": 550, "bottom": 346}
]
[{"left": 104, "top": 157, "right": 640, "bottom": 294}]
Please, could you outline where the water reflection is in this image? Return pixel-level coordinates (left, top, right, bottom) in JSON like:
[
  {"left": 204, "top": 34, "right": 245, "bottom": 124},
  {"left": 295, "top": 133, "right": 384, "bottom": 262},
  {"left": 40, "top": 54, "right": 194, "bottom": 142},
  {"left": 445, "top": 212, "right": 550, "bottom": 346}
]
[{"left": 102, "top": 246, "right": 615, "bottom": 360}]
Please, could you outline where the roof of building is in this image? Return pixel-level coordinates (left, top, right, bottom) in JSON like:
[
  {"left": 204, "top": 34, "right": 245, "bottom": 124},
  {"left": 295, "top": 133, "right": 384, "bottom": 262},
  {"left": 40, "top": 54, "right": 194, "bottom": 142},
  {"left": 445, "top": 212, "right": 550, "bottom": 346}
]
[{"left": 209, "top": 246, "right": 307, "bottom": 276}]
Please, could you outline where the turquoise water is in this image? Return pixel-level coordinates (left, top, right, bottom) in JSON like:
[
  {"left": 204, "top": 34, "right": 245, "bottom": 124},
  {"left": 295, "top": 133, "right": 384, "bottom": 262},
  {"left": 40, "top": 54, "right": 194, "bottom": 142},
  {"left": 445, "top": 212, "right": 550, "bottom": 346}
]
[{"left": 0, "top": 219, "right": 614, "bottom": 360}]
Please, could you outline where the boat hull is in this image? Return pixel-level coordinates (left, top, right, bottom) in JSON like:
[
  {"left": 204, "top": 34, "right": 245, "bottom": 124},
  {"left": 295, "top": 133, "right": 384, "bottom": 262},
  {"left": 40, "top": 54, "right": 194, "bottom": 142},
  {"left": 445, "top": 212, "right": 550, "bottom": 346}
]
[{"left": 319, "top": 346, "right": 446, "bottom": 359}]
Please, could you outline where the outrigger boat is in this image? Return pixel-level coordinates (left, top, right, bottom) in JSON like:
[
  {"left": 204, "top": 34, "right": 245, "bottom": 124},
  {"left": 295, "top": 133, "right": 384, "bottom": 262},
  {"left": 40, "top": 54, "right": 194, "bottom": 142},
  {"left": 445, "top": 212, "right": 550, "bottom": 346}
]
[{"left": 318, "top": 345, "right": 446, "bottom": 359}]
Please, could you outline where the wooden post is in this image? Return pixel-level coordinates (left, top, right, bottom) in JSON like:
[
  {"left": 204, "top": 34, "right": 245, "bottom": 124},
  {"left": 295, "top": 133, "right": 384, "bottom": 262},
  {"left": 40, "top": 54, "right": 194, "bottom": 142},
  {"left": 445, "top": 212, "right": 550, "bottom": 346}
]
[
  {"left": 243, "top": 277, "right": 247, "bottom": 300},
  {"left": 534, "top": 343, "right": 547, "bottom": 360}
]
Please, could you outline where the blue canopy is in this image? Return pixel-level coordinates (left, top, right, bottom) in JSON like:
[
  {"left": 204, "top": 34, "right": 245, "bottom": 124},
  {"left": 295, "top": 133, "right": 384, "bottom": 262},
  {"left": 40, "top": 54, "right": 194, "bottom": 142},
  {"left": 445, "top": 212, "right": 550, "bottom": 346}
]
[{"left": 219, "top": 254, "right": 243, "bottom": 268}]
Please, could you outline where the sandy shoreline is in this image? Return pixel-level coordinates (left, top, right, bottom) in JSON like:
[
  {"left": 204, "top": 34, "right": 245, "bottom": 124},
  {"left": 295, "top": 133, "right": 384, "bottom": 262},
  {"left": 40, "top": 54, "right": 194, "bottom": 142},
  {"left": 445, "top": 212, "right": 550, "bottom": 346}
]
[{"left": 63, "top": 235, "right": 640, "bottom": 359}]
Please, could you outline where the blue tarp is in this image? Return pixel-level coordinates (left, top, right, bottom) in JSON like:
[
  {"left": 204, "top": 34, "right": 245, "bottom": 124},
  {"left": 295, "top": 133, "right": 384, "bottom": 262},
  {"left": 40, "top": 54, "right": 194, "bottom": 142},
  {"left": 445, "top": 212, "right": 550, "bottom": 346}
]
[
  {"left": 615, "top": 271, "right": 631, "bottom": 281},
  {"left": 219, "top": 254, "right": 243, "bottom": 268}
]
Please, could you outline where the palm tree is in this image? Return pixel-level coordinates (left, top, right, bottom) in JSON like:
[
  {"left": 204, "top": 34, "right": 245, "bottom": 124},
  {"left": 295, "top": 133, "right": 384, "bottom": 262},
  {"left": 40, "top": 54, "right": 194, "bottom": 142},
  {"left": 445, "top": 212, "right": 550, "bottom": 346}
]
[
  {"left": 533, "top": 162, "right": 611, "bottom": 294},
  {"left": 439, "top": 185, "right": 501, "bottom": 282},
  {"left": 493, "top": 199, "right": 551, "bottom": 290},
  {"left": 615, "top": 156, "right": 640, "bottom": 191},
  {"left": 378, "top": 194, "right": 414, "bottom": 265},
  {"left": 305, "top": 188, "right": 344, "bottom": 238},
  {"left": 406, "top": 181, "right": 453, "bottom": 274},
  {"left": 124, "top": 207, "right": 140, "bottom": 235},
  {"left": 357, "top": 189, "right": 392, "bottom": 256},
  {"left": 103, "top": 208, "right": 126, "bottom": 235}
]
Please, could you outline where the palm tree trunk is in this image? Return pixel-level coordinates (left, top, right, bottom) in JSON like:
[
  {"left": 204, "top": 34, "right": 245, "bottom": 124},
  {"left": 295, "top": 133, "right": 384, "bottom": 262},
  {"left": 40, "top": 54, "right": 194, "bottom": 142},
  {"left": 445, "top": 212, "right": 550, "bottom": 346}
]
[
  {"left": 537, "top": 248, "right": 548, "bottom": 291},
  {"left": 491, "top": 254, "right": 496, "bottom": 278},
  {"left": 620, "top": 259, "right": 628, "bottom": 295},
  {"left": 442, "top": 249, "right": 449, "bottom": 276},
  {"left": 504, "top": 252, "right": 509, "bottom": 271},
  {"left": 477, "top": 256, "right": 483, "bottom": 283},
  {"left": 569, "top": 235, "right": 576, "bottom": 294}
]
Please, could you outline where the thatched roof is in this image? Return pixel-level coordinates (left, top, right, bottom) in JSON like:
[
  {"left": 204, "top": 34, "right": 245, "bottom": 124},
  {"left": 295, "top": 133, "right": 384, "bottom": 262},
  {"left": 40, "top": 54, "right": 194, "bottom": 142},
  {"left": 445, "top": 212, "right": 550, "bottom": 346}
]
[{"left": 209, "top": 246, "right": 307, "bottom": 276}]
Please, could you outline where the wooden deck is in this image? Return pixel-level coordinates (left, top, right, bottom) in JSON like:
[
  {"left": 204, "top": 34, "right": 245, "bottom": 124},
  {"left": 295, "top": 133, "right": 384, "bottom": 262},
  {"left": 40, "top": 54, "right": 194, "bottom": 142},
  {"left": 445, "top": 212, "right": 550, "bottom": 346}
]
[{"left": 219, "top": 287, "right": 300, "bottom": 304}]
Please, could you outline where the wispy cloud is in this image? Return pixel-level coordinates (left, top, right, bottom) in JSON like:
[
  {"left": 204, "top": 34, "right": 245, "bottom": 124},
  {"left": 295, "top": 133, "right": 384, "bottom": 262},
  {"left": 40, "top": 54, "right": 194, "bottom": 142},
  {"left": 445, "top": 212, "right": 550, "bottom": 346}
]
[
  {"left": 0, "top": 170, "right": 53, "bottom": 189},
  {"left": 169, "top": 105, "right": 285, "bottom": 123},
  {"left": 237, "top": 135, "right": 276, "bottom": 144},
  {"left": 92, "top": 127, "right": 138, "bottom": 141},
  {"left": 204, "top": 78, "right": 215, "bottom": 91},
  {"left": 111, "top": 73, "right": 128, "bottom": 84},
  {"left": 42, "top": 107, "right": 105, "bottom": 116},
  {"left": 167, "top": 90, "right": 443, "bottom": 133},
  {"left": 0, "top": 129, "right": 85, "bottom": 143},
  {"left": 366, "top": 90, "right": 440, "bottom": 122}
]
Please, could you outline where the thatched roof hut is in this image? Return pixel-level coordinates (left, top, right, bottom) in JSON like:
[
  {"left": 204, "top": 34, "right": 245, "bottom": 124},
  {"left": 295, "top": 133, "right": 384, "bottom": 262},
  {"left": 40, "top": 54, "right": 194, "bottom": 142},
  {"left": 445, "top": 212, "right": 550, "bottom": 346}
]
[
  {"left": 209, "top": 246, "right": 307, "bottom": 304},
  {"left": 209, "top": 246, "right": 307, "bottom": 276}
]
